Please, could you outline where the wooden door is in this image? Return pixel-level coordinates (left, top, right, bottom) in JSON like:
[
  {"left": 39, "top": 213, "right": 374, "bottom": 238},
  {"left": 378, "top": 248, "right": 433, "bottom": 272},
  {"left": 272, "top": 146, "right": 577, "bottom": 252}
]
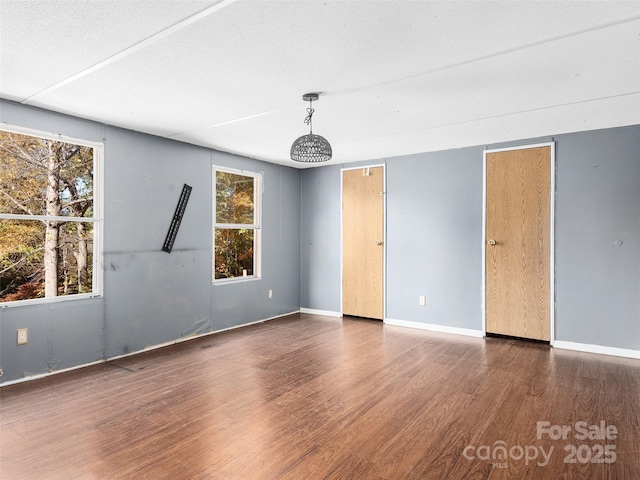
[
  {"left": 486, "top": 146, "right": 551, "bottom": 341},
  {"left": 342, "top": 166, "right": 384, "bottom": 319}
]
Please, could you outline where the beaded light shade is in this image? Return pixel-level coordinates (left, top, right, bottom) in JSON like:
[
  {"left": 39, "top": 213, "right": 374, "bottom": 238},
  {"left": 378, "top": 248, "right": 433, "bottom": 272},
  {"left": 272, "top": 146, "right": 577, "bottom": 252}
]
[{"left": 290, "top": 93, "right": 332, "bottom": 163}]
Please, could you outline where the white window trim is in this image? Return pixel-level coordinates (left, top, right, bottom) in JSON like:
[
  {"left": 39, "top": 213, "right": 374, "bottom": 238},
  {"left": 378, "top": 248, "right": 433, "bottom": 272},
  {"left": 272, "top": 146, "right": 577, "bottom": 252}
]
[
  {"left": 212, "top": 165, "right": 262, "bottom": 284},
  {"left": 0, "top": 124, "right": 103, "bottom": 308}
]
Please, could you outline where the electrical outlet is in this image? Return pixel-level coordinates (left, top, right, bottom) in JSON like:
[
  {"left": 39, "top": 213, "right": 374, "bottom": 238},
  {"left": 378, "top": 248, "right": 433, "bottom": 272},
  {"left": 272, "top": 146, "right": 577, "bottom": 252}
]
[
  {"left": 268, "top": 289, "right": 273, "bottom": 299},
  {"left": 17, "top": 328, "right": 28, "bottom": 345},
  {"left": 419, "top": 296, "right": 426, "bottom": 307}
]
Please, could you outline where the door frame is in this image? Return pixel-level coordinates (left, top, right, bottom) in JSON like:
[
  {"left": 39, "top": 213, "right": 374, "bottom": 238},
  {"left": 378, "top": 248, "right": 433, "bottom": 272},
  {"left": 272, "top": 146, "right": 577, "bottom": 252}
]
[
  {"left": 340, "top": 164, "right": 387, "bottom": 319},
  {"left": 481, "top": 142, "right": 556, "bottom": 344}
]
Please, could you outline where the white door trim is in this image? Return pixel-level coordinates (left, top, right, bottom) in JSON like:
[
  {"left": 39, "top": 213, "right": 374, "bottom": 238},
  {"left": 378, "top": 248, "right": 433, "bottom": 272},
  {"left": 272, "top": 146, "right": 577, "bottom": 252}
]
[{"left": 482, "top": 142, "right": 556, "bottom": 345}]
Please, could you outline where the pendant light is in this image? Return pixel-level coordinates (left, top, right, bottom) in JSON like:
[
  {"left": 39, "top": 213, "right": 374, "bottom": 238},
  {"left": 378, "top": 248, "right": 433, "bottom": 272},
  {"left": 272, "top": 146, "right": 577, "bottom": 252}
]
[{"left": 290, "top": 93, "right": 332, "bottom": 163}]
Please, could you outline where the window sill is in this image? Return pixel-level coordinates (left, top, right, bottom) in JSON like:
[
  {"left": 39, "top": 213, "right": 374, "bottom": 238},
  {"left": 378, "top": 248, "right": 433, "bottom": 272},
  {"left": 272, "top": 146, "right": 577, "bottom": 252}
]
[
  {"left": 0, "top": 293, "right": 103, "bottom": 309},
  {"left": 213, "top": 276, "right": 261, "bottom": 286}
]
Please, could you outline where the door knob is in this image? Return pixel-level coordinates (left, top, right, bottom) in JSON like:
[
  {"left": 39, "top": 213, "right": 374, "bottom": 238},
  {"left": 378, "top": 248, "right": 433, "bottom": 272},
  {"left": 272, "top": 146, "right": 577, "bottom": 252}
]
[
  {"left": 488, "top": 239, "right": 496, "bottom": 246},
  {"left": 375, "top": 240, "right": 384, "bottom": 246}
]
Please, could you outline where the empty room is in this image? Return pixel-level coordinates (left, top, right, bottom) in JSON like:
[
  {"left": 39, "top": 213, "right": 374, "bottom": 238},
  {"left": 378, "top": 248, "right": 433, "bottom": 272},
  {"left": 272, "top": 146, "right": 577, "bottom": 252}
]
[{"left": 1, "top": 1, "right": 639, "bottom": 479}]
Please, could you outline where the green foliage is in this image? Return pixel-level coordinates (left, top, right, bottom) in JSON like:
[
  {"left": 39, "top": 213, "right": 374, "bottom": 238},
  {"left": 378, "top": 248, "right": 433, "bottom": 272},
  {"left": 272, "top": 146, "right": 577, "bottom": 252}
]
[
  {"left": 215, "top": 171, "right": 256, "bottom": 279},
  {"left": 216, "top": 171, "right": 254, "bottom": 224},
  {"left": 0, "top": 130, "right": 94, "bottom": 301},
  {"left": 214, "top": 229, "right": 254, "bottom": 279},
  {"left": 0, "top": 220, "right": 44, "bottom": 296}
]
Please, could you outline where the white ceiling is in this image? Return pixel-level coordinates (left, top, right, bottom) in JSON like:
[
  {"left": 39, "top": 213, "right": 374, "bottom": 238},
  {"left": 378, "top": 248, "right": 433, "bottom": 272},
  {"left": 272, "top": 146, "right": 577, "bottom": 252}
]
[{"left": 1, "top": 0, "right": 639, "bottom": 168}]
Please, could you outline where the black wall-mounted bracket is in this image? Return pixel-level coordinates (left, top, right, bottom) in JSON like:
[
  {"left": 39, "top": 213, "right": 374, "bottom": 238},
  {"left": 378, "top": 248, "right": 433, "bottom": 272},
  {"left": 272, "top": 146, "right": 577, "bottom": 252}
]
[{"left": 162, "top": 184, "right": 192, "bottom": 253}]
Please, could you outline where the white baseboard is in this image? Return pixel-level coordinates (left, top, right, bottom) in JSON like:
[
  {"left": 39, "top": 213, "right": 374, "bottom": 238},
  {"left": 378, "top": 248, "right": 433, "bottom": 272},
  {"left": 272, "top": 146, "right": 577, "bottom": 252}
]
[
  {"left": 554, "top": 340, "right": 640, "bottom": 359},
  {"left": 213, "top": 310, "right": 300, "bottom": 334},
  {"left": 300, "top": 307, "right": 343, "bottom": 318},
  {"left": 384, "top": 318, "right": 484, "bottom": 338},
  {"left": 0, "top": 359, "right": 106, "bottom": 387},
  {"left": 0, "top": 310, "right": 301, "bottom": 387}
]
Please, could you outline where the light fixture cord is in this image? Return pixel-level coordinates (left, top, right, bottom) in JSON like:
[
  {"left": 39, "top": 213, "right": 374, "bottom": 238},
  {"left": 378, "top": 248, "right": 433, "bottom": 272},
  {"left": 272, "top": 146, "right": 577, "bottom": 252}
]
[{"left": 304, "top": 99, "right": 314, "bottom": 134}]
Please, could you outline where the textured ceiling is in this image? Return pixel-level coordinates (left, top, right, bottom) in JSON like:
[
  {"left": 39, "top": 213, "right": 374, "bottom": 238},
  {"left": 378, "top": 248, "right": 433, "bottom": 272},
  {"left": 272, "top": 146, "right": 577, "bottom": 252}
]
[{"left": 1, "top": 0, "right": 639, "bottom": 168}]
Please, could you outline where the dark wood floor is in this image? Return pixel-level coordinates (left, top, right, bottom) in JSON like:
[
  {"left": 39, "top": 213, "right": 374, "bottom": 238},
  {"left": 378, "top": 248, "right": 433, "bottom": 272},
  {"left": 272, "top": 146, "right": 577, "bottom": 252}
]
[{"left": 1, "top": 314, "right": 639, "bottom": 479}]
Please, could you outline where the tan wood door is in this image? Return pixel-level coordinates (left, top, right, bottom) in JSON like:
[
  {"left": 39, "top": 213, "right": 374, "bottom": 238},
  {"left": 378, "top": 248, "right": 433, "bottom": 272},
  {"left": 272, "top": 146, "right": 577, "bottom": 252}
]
[
  {"left": 486, "top": 146, "right": 551, "bottom": 341},
  {"left": 342, "top": 166, "right": 384, "bottom": 319}
]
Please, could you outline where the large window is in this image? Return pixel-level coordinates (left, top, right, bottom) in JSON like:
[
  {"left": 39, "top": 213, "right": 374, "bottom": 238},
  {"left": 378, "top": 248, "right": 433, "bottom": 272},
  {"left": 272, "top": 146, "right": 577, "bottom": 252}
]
[
  {"left": 0, "top": 127, "right": 101, "bottom": 305},
  {"left": 213, "top": 167, "right": 261, "bottom": 282}
]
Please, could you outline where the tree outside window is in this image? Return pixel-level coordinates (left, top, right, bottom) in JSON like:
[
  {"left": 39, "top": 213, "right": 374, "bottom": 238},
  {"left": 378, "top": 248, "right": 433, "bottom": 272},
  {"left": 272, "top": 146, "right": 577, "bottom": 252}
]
[
  {"left": 214, "top": 168, "right": 260, "bottom": 281},
  {"left": 0, "top": 128, "right": 100, "bottom": 304}
]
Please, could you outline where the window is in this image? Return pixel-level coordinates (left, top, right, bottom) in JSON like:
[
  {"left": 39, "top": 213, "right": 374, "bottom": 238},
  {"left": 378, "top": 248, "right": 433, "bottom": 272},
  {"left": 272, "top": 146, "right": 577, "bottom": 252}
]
[
  {"left": 0, "top": 127, "right": 101, "bottom": 305},
  {"left": 213, "top": 167, "right": 261, "bottom": 281}
]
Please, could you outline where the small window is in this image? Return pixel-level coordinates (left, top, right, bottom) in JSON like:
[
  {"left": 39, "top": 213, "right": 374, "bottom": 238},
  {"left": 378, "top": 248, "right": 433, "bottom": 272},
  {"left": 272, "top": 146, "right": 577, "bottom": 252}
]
[
  {"left": 0, "top": 127, "right": 102, "bottom": 305},
  {"left": 213, "top": 167, "right": 261, "bottom": 282}
]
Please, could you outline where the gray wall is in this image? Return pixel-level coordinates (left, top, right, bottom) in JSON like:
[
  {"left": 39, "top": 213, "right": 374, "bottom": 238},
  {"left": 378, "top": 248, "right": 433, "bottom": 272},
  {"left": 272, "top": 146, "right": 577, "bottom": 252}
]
[
  {"left": 211, "top": 152, "right": 301, "bottom": 330},
  {"left": 300, "top": 164, "right": 343, "bottom": 312},
  {"left": 1, "top": 98, "right": 638, "bottom": 385},
  {"left": 0, "top": 100, "right": 301, "bottom": 383},
  {"left": 555, "top": 127, "right": 640, "bottom": 349},
  {"left": 300, "top": 126, "right": 640, "bottom": 351},
  {"left": 386, "top": 148, "right": 483, "bottom": 329},
  {"left": 102, "top": 127, "right": 213, "bottom": 358}
]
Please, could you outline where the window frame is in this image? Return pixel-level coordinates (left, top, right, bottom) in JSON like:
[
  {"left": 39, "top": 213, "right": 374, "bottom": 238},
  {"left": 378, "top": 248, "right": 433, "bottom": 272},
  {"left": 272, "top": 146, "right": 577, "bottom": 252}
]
[
  {"left": 0, "top": 124, "right": 103, "bottom": 308},
  {"left": 212, "top": 165, "right": 262, "bottom": 284}
]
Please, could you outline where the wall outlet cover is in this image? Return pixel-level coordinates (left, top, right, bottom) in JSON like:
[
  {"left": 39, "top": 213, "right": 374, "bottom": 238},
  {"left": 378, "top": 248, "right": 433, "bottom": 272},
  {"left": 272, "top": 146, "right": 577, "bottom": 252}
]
[{"left": 17, "top": 328, "right": 28, "bottom": 345}]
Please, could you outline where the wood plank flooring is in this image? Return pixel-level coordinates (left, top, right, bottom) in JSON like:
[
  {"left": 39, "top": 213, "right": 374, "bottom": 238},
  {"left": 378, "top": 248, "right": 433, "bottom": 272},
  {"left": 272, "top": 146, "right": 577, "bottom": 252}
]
[{"left": 1, "top": 314, "right": 639, "bottom": 479}]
